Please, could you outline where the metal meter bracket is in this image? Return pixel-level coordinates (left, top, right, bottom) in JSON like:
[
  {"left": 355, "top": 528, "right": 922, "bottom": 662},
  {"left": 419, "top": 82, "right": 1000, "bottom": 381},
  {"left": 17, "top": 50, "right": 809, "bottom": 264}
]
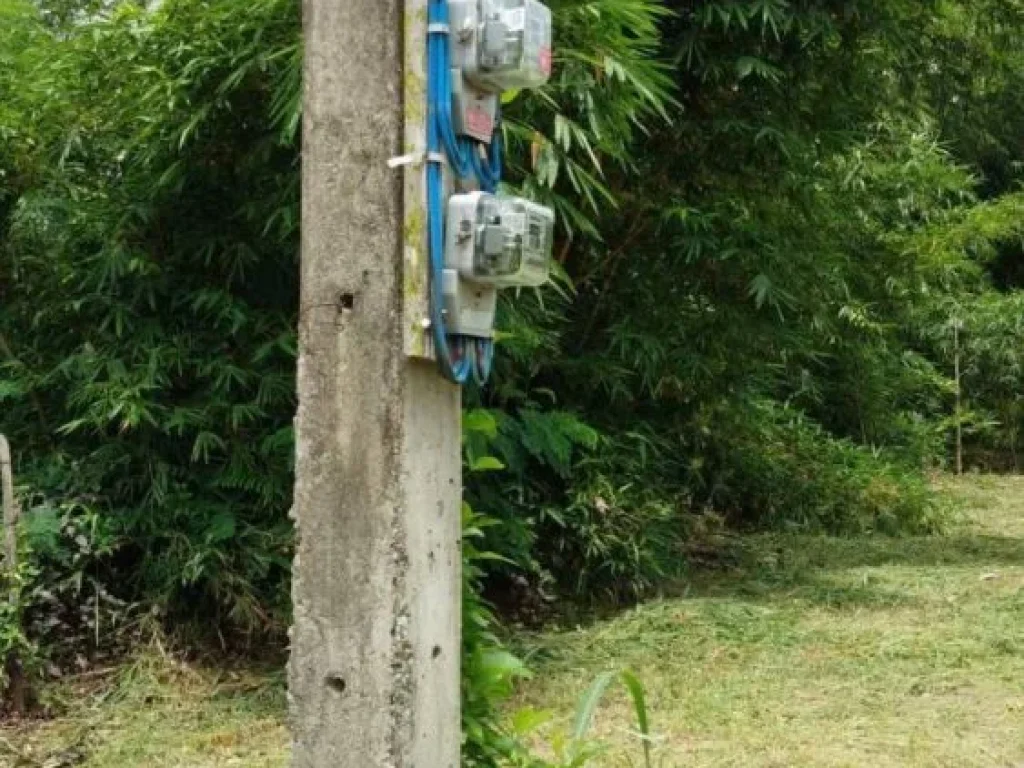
[
  {"left": 450, "top": 78, "right": 499, "bottom": 144},
  {"left": 441, "top": 271, "right": 499, "bottom": 338}
]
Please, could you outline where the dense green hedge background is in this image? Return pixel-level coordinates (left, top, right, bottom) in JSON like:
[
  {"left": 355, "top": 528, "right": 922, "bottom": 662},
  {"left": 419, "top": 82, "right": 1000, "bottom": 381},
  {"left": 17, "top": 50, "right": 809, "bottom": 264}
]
[{"left": 2, "top": 0, "right": 1024, "bottom": 757}]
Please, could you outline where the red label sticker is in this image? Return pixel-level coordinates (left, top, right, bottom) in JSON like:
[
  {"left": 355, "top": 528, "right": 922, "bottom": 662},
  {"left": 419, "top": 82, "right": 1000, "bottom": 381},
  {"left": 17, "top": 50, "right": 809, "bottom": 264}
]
[
  {"left": 539, "top": 47, "right": 553, "bottom": 76},
  {"left": 465, "top": 107, "right": 494, "bottom": 139}
]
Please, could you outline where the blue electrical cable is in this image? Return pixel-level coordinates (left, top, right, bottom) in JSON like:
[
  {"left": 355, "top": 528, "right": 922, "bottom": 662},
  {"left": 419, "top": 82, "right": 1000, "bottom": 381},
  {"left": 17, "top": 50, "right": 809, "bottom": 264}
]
[
  {"left": 427, "top": 0, "right": 470, "bottom": 383},
  {"left": 461, "top": 106, "right": 503, "bottom": 193},
  {"left": 479, "top": 106, "right": 504, "bottom": 192},
  {"left": 472, "top": 338, "right": 495, "bottom": 385},
  {"left": 427, "top": 0, "right": 503, "bottom": 384},
  {"left": 466, "top": 139, "right": 498, "bottom": 193},
  {"left": 490, "top": 108, "right": 503, "bottom": 177},
  {"left": 429, "top": 1, "right": 474, "bottom": 181}
]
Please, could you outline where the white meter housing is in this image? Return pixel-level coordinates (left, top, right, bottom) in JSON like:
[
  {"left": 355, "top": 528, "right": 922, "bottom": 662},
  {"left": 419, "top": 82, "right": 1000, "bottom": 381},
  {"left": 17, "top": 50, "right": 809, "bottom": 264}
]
[
  {"left": 450, "top": 0, "right": 553, "bottom": 94},
  {"left": 441, "top": 270, "right": 499, "bottom": 338},
  {"left": 446, "top": 191, "right": 555, "bottom": 288}
]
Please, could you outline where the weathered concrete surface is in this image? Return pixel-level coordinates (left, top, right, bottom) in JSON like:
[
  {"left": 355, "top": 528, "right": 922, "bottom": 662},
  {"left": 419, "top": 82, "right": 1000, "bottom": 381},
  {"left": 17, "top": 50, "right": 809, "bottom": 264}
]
[
  {"left": 290, "top": 2, "right": 462, "bottom": 766},
  {"left": 0, "top": 435, "right": 16, "bottom": 575}
]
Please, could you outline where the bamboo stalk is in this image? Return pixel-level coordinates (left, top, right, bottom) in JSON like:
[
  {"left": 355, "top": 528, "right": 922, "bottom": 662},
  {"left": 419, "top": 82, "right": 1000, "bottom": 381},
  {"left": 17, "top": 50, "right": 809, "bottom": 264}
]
[{"left": 954, "top": 323, "right": 963, "bottom": 476}]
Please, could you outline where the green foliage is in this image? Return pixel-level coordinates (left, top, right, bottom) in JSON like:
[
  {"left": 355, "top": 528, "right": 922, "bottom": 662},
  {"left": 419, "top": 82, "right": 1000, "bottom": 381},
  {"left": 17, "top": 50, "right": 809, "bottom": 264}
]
[
  {"left": 1, "top": 0, "right": 300, "bottom": 636},
  {"left": 19, "top": 498, "right": 128, "bottom": 659},
  {"left": 486, "top": 0, "right": 1024, "bottom": 565},
  {"left": 462, "top": 416, "right": 657, "bottom": 767},
  {"left": 0, "top": 492, "right": 129, "bottom": 707},
  {"left": 496, "top": 668, "right": 654, "bottom": 768},
  {"left": 462, "top": 411, "right": 529, "bottom": 765},
  {"left": 697, "top": 398, "right": 945, "bottom": 534},
  {"left": 0, "top": 552, "right": 38, "bottom": 705},
  {"left": 506, "top": 0, "right": 675, "bottom": 235},
  {"left": 462, "top": 501, "right": 526, "bottom": 766},
  {"left": 923, "top": 291, "right": 1024, "bottom": 470},
  {"left": 5, "top": 0, "right": 1020, "bottom": 622},
  {"left": 3, "top": 0, "right": 1024, "bottom": 754}
]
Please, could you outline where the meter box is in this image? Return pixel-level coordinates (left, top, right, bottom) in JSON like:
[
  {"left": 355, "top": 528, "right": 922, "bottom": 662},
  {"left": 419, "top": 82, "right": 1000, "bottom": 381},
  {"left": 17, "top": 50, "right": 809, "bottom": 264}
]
[
  {"left": 446, "top": 191, "right": 555, "bottom": 288},
  {"left": 441, "top": 269, "right": 498, "bottom": 338},
  {"left": 450, "top": 0, "right": 554, "bottom": 94}
]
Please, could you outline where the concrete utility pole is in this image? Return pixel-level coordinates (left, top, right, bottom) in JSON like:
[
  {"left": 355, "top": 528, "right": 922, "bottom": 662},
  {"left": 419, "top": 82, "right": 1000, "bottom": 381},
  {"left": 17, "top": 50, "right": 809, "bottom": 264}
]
[{"left": 290, "top": 1, "right": 462, "bottom": 767}]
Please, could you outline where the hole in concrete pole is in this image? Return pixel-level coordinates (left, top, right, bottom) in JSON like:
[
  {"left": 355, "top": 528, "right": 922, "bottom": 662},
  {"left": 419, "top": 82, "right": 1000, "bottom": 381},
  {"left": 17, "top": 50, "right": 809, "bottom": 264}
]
[
  {"left": 325, "top": 675, "right": 347, "bottom": 694},
  {"left": 338, "top": 292, "right": 356, "bottom": 312},
  {"left": 432, "top": 645, "right": 442, "bottom": 659}
]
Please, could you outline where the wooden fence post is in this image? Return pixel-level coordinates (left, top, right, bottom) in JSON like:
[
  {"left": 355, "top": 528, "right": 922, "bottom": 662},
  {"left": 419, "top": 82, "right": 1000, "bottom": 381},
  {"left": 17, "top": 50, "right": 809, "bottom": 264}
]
[{"left": 0, "top": 434, "right": 26, "bottom": 715}]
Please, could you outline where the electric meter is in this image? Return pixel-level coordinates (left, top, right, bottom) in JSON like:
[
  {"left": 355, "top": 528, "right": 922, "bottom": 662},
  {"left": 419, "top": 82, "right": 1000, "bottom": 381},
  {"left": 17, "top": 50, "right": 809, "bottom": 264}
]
[
  {"left": 450, "top": 0, "right": 553, "bottom": 94},
  {"left": 446, "top": 191, "right": 555, "bottom": 288}
]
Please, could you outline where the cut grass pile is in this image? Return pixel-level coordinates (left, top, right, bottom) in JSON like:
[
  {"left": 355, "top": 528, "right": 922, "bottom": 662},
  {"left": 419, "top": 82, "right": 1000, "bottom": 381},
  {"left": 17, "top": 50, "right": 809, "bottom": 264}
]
[{"left": 1, "top": 474, "right": 1021, "bottom": 767}]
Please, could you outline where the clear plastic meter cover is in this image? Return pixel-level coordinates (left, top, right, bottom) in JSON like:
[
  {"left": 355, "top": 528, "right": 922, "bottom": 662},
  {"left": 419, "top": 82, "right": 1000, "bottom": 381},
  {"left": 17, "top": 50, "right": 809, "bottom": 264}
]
[
  {"left": 478, "top": 0, "right": 552, "bottom": 90},
  {"left": 474, "top": 195, "right": 554, "bottom": 287}
]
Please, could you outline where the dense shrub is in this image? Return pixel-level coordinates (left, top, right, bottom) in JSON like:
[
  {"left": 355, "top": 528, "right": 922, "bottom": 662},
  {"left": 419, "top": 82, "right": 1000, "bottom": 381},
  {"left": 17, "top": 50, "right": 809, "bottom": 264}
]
[
  {"left": 1, "top": 0, "right": 300, "bottom": 637},
  {"left": 698, "top": 399, "right": 945, "bottom": 534}
]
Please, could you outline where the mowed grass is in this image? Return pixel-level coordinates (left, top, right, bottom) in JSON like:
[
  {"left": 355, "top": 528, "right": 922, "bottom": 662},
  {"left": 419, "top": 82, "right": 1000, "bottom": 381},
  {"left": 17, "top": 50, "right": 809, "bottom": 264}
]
[
  {"left": 0, "top": 653, "right": 288, "bottom": 768},
  {"left": 2, "top": 475, "right": 1021, "bottom": 767},
  {"left": 516, "top": 474, "right": 1024, "bottom": 767}
]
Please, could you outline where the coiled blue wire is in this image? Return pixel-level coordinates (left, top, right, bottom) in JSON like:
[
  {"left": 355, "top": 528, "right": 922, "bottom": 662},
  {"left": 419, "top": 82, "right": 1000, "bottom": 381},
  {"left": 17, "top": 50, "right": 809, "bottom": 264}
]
[
  {"left": 426, "top": 0, "right": 502, "bottom": 383},
  {"left": 430, "top": 1, "right": 473, "bottom": 181},
  {"left": 473, "top": 338, "right": 495, "bottom": 384},
  {"left": 427, "top": 0, "right": 471, "bottom": 383},
  {"left": 473, "top": 107, "right": 503, "bottom": 193}
]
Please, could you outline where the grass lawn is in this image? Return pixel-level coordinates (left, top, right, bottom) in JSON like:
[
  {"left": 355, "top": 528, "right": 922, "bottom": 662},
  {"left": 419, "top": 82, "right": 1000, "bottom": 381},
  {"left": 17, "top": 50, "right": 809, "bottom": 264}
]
[
  {"left": 0, "top": 655, "right": 288, "bottom": 767},
  {"left": 2, "top": 474, "right": 1022, "bottom": 767},
  {"left": 518, "top": 474, "right": 1024, "bottom": 767}
]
